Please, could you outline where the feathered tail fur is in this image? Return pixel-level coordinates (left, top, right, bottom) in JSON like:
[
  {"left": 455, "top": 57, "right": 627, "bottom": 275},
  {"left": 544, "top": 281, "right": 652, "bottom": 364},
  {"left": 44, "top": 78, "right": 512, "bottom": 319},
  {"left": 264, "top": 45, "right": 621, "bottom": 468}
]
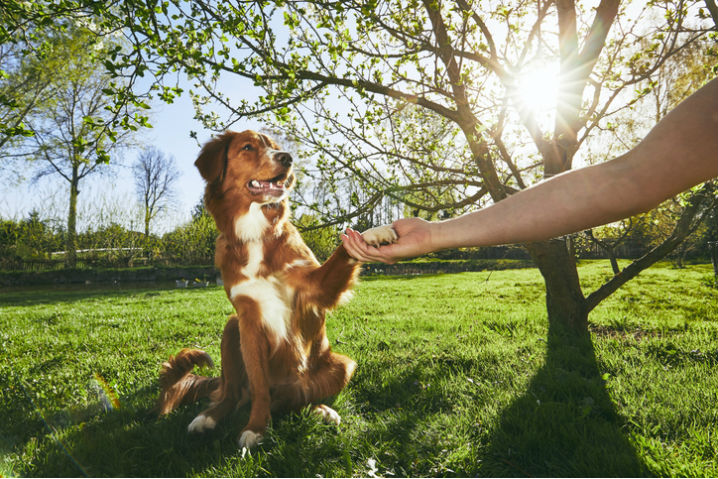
[{"left": 155, "top": 348, "right": 219, "bottom": 415}]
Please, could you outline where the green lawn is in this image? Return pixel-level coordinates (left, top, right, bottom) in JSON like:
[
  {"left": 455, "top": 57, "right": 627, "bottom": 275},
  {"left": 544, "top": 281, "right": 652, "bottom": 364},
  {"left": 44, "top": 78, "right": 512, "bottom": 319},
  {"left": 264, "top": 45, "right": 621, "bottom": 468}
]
[{"left": 2, "top": 261, "right": 717, "bottom": 477}]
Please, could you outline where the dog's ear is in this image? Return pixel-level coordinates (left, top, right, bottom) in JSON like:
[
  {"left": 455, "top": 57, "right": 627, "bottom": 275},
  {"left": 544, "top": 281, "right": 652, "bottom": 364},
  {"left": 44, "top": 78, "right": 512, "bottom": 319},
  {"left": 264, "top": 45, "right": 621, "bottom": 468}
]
[{"left": 195, "top": 132, "right": 233, "bottom": 183}]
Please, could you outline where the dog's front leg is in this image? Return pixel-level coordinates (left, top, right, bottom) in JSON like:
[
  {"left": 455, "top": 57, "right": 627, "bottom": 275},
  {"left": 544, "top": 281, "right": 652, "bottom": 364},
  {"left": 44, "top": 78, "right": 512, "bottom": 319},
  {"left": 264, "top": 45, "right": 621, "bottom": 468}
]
[
  {"left": 305, "top": 245, "right": 361, "bottom": 309},
  {"left": 306, "top": 225, "right": 398, "bottom": 308},
  {"left": 233, "top": 296, "right": 272, "bottom": 449}
]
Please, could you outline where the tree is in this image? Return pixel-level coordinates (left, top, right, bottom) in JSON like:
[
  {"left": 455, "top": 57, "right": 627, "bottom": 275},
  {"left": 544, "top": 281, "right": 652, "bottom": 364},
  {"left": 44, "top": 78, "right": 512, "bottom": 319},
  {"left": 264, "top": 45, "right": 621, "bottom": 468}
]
[
  {"left": 132, "top": 147, "right": 180, "bottom": 238},
  {"left": 162, "top": 200, "right": 218, "bottom": 265},
  {"left": 0, "top": 211, "right": 62, "bottom": 269},
  {"left": 1, "top": 2, "right": 154, "bottom": 147},
  {"left": 0, "top": 2, "right": 73, "bottom": 149},
  {"left": 108, "top": 0, "right": 714, "bottom": 333},
  {"left": 8, "top": 24, "right": 138, "bottom": 268},
  {"left": 0, "top": 42, "right": 51, "bottom": 152}
]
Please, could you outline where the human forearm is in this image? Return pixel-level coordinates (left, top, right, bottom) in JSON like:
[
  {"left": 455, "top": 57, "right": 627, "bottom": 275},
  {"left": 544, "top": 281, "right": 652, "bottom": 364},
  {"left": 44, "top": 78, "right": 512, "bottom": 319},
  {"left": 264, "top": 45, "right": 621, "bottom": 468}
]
[{"left": 431, "top": 155, "right": 649, "bottom": 248}]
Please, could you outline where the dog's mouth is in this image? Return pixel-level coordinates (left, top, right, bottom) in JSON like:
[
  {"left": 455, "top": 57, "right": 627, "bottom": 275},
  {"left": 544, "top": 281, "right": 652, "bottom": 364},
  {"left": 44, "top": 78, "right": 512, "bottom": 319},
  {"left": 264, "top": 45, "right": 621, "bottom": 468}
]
[{"left": 247, "top": 172, "right": 293, "bottom": 198}]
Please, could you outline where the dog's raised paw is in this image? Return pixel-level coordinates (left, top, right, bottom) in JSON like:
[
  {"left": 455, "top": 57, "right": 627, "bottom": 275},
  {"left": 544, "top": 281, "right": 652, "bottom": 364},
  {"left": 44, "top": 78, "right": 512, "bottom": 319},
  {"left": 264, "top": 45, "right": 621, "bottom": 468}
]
[
  {"left": 187, "top": 414, "right": 216, "bottom": 434},
  {"left": 238, "top": 429, "right": 263, "bottom": 449},
  {"left": 361, "top": 225, "right": 398, "bottom": 247},
  {"left": 313, "top": 404, "right": 341, "bottom": 425}
]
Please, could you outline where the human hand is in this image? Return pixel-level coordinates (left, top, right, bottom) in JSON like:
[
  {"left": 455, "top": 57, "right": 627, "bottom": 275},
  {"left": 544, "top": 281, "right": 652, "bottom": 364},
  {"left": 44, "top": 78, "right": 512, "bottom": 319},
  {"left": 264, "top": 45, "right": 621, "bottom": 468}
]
[{"left": 341, "top": 217, "right": 437, "bottom": 264}]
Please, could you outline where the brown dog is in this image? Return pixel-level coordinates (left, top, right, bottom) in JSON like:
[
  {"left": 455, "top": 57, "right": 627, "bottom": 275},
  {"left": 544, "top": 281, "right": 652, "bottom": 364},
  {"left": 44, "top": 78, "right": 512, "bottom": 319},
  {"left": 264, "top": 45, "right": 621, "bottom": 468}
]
[{"left": 156, "top": 130, "right": 397, "bottom": 449}]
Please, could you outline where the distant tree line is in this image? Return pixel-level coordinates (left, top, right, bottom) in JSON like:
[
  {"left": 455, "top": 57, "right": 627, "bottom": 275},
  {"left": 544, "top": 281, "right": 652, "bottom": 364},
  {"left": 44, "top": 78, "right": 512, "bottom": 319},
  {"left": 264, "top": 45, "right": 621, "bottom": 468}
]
[
  {"left": 0, "top": 198, "right": 367, "bottom": 271},
  {"left": 0, "top": 205, "right": 217, "bottom": 271}
]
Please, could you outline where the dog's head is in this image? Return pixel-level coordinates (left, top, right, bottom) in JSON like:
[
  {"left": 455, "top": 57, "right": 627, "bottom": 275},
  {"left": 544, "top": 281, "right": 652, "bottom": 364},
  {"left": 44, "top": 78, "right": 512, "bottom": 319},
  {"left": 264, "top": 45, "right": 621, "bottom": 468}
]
[{"left": 195, "top": 130, "right": 296, "bottom": 205}]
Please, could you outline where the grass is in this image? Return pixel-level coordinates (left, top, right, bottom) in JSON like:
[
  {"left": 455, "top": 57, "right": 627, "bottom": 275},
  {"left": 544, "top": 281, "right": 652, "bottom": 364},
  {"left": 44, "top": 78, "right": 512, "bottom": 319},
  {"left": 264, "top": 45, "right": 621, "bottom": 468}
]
[{"left": 1, "top": 261, "right": 717, "bottom": 477}]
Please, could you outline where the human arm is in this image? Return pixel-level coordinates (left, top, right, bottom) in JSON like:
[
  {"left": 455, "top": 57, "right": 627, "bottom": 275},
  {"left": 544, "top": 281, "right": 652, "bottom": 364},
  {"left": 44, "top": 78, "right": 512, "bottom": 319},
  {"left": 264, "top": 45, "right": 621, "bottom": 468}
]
[{"left": 342, "top": 77, "right": 718, "bottom": 263}]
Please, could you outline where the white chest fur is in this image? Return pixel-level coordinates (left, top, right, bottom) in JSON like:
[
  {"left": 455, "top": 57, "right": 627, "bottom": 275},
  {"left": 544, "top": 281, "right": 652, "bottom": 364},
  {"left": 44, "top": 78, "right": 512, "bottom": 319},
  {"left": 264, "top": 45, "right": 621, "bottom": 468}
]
[
  {"left": 229, "top": 239, "right": 293, "bottom": 346},
  {"left": 234, "top": 202, "right": 269, "bottom": 242},
  {"left": 230, "top": 277, "right": 291, "bottom": 345}
]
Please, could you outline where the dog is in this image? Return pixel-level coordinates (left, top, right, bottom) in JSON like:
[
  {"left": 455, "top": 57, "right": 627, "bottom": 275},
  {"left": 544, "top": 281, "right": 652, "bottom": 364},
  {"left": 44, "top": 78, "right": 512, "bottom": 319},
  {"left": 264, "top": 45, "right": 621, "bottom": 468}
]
[{"left": 156, "top": 130, "right": 397, "bottom": 449}]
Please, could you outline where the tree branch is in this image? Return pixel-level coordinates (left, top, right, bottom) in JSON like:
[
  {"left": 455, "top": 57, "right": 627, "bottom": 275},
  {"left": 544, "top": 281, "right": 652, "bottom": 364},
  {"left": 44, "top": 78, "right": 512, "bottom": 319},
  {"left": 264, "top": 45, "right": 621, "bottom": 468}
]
[{"left": 585, "top": 183, "right": 716, "bottom": 312}]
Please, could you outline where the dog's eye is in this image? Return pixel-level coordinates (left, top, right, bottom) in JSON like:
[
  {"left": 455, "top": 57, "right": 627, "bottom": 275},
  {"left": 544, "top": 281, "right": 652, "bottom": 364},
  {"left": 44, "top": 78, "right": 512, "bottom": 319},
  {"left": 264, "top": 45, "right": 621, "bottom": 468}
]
[{"left": 242, "top": 144, "right": 254, "bottom": 151}]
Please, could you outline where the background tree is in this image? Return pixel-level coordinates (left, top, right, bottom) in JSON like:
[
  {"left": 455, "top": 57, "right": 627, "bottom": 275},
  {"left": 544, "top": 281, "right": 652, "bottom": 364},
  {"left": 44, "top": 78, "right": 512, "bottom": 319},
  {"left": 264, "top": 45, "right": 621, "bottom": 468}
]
[
  {"left": 107, "top": 0, "right": 715, "bottom": 333},
  {"left": 0, "top": 42, "right": 51, "bottom": 152},
  {"left": 7, "top": 24, "right": 139, "bottom": 268},
  {"left": 132, "top": 147, "right": 180, "bottom": 238},
  {"left": 1, "top": 1, "right": 154, "bottom": 148},
  {"left": 0, "top": 211, "right": 63, "bottom": 269}
]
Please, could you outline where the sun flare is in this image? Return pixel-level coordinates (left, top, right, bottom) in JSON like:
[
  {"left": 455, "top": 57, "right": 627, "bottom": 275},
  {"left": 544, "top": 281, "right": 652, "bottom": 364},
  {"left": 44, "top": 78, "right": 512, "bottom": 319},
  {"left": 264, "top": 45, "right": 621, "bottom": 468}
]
[{"left": 515, "top": 63, "right": 560, "bottom": 114}]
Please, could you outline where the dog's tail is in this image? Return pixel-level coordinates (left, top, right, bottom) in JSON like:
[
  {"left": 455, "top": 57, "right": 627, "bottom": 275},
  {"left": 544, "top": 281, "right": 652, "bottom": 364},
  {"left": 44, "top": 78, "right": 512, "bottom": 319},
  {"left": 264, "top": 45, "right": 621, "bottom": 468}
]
[{"left": 155, "top": 348, "right": 219, "bottom": 415}]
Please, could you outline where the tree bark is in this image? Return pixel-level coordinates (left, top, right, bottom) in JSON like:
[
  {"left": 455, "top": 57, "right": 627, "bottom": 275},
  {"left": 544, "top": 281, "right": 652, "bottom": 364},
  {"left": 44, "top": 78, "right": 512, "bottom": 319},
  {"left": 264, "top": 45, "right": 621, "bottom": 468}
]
[
  {"left": 525, "top": 239, "right": 588, "bottom": 333},
  {"left": 608, "top": 253, "right": 620, "bottom": 275},
  {"left": 65, "top": 166, "right": 79, "bottom": 269},
  {"left": 705, "top": 0, "right": 718, "bottom": 29}
]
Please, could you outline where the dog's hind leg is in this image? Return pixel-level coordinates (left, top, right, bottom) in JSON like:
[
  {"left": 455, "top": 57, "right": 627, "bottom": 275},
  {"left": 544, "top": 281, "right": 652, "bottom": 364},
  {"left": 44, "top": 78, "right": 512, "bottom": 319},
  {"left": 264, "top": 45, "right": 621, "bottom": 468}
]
[
  {"left": 271, "top": 351, "right": 357, "bottom": 424},
  {"left": 188, "top": 315, "right": 249, "bottom": 434}
]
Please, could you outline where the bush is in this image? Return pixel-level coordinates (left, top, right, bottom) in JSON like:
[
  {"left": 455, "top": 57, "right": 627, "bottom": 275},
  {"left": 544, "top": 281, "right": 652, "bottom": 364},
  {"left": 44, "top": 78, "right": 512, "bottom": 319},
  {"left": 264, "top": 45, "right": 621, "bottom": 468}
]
[
  {"left": 0, "top": 213, "right": 63, "bottom": 269},
  {"left": 161, "top": 211, "right": 218, "bottom": 265}
]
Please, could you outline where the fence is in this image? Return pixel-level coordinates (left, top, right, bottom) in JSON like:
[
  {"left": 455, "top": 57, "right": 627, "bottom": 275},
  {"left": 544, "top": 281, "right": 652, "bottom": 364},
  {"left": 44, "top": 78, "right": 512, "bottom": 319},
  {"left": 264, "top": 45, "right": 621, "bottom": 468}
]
[{"left": 2, "top": 247, "right": 202, "bottom": 272}]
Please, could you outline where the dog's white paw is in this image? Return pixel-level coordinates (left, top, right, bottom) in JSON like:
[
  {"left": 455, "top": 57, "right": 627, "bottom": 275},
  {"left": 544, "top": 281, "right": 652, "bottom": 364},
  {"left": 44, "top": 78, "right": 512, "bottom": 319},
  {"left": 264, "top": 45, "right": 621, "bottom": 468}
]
[
  {"left": 313, "top": 404, "right": 341, "bottom": 425},
  {"left": 187, "top": 414, "right": 216, "bottom": 434},
  {"left": 361, "top": 225, "right": 398, "bottom": 247},
  {"left": 238, "top": 429, "right": 263, "bottom": 449}
]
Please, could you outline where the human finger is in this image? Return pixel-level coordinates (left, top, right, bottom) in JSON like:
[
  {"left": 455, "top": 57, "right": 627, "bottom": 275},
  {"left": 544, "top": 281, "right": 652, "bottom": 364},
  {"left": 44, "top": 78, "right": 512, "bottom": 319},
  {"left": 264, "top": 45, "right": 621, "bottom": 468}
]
[
  {"left": 343, "top": 228, "right": 396, "bottom": 264},
  {"left": 348, "top": 229, "right": 398, "bottom": 264},
  {"left": 341, "top": 229, "right": 375, "bottom": 262}
]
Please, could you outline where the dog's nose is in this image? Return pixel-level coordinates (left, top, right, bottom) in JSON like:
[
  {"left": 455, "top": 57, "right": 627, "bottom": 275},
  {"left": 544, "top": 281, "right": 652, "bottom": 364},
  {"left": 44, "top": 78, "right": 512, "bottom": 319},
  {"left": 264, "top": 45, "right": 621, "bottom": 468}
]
[{"left": 276, "top": 152, "right": 293, "bottom": 167}]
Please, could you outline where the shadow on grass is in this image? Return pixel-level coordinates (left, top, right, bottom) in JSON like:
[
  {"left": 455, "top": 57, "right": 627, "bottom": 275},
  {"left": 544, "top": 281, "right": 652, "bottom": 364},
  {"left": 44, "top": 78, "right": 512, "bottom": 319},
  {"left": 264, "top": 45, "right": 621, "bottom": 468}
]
[
  {"left": 21, "top": 364, "right": 462, "bottom": 477},
  {"left": 480, "top": 322, "right": 649, "bottom": 477},
  {"left": 12, "top": 316, "right": 650, "bottom": 476},
  {"left": 0, "top": 285, "right": 175, "bottom": 307},
  {"left": 18, "top": 386, "right": 255, "bottom": 477}
]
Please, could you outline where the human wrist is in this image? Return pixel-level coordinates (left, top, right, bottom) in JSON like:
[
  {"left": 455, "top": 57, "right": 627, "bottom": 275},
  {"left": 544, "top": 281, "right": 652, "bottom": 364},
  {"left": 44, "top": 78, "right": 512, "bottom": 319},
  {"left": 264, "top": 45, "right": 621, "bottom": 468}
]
[
  {"left": 428, "top": 220, "right": 452, "bottom": 252},
  {"left": 432, "top": 210, "right": 488, "bottom": 250}
]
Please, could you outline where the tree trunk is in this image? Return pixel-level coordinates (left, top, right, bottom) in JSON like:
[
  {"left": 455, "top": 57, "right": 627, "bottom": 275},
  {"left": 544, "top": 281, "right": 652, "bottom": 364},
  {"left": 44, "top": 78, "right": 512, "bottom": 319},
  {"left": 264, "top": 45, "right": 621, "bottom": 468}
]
[
  {"left": 65, "top": 168, "right": 79, "bottom": 269},
  {"left": 526, "top": 239, "right": 588, "bottom": 334}
]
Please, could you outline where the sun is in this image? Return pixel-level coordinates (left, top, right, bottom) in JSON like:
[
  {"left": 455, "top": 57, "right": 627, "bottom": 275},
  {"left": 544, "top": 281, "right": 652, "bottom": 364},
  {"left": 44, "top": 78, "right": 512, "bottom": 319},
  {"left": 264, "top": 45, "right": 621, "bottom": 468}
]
[{"left": 514, "top": 63, "right": 560, "bottom": 114}]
